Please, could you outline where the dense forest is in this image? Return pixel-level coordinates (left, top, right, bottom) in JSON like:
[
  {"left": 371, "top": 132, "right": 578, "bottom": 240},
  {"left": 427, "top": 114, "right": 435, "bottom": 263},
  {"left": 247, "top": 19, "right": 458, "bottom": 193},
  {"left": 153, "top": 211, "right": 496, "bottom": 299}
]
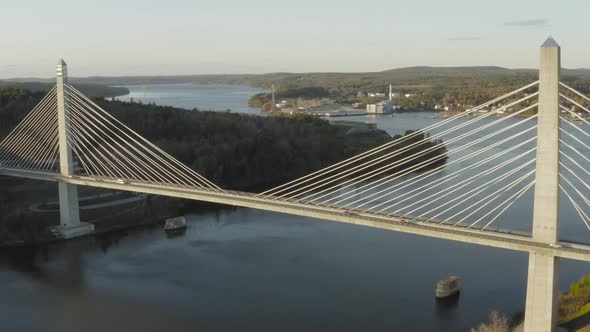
[
  {"left": 0, "top": 88, "right": 48, "bottom": 136},
  {"left": 0, "top": 88, "right": 447, "bottom": 191},
  {"left": 0, "top": 81, "right": 128, "bottom": 98}
]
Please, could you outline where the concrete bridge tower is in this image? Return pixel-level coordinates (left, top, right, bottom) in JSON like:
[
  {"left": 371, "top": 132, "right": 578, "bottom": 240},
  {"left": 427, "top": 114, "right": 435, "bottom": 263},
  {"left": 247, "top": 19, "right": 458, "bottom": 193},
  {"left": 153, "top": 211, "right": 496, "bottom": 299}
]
[
  {"left": 523, "top": 37, "right": 561, "bottom": 332},
  {"left": 53, "top": 60, "right": 94, "bottom": 239}
]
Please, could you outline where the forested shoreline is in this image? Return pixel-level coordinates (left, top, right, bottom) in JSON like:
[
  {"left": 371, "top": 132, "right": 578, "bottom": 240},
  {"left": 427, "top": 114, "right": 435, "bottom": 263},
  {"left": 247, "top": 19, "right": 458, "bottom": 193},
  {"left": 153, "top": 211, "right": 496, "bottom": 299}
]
[
  {"left": 0, "top": 88, "right": 446, "bottom": 191},
  {"left": 0, "top": 87, "right": 448, "bottom": 246},
  {"left": 93, "top": 99, "right": 447, "bottom": 190}
]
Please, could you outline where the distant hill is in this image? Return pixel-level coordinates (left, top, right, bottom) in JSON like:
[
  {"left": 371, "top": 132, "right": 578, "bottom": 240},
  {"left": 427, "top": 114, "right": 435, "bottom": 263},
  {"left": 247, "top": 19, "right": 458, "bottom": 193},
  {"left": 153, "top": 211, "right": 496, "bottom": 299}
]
[
  {"left": 563, "top": 68, "right": 590, "bottom": 80},
  {"left": 0, "top": 81, "right": 129, "bottom": 98},
  {"left": 6, "top": 65, "right": 590, "bottom": 95},
  {"left": 0, "top": 66, "right": 544, "bottom": 86},
  {"left": 381, "top": 66, "right": 514, "bottom": 75}
]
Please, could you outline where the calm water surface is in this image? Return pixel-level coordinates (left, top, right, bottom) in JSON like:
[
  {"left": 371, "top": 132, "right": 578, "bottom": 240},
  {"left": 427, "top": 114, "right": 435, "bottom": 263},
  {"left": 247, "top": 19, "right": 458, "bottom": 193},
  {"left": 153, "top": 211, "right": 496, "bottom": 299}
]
[
  {"left": 3, "top": 85, "right": 590, "bottom": 332},
  {"left": 115, "top": 83, "right": 268, "bottom": 115}
]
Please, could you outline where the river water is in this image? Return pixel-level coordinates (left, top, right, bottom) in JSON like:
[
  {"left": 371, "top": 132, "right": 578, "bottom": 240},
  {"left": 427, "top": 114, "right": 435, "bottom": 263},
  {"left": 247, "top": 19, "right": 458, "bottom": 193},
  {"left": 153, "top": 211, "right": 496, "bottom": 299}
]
[
  {"left": 2, "top": 85, "right": 590, "bottom": 332},
  {"left": 115, "top": 84, "right": 268, "bottom": 115}
]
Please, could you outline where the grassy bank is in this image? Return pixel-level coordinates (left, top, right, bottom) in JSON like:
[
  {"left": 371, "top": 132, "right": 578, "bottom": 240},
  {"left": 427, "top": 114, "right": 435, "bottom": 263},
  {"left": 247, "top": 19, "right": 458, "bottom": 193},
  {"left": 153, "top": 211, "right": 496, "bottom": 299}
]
[{"left": 472, "top": 273, "right": 590, "bottom": 331}]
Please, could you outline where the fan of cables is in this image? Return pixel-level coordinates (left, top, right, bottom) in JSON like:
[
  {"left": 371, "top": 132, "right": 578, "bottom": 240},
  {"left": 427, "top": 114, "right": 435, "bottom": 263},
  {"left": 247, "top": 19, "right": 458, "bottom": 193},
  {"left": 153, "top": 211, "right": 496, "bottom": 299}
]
[
  {"left": 559, "top": 82, "right": 590, "bottom": 231},
  {"left": 260, "top": 81, "right": 540, "bottom": 231},
  {"left": 0, "top": 87, "right": 60, "bottom": 172},
  {"left": 63, "top": 84, "right": 221, "bottom": 191}
]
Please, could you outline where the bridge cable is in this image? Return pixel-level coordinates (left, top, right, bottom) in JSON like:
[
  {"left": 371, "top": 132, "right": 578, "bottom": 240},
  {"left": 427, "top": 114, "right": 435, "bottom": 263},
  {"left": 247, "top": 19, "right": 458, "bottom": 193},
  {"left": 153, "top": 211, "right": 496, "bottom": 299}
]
[
  {"left": 329, "top": 116, "right": 538, "bottom": 208},
  {"left": 2, "top": 100, "right": 58, "bottom": 170},
  {"left": 478, "top": 179, "right": 535, "bottom": 231},
  {"left": 67, "top": 91, "right": 200, "bottom": 186},
  {"left": 424, "top": 168, "right": 535, "bottom": 225},
  {"left": 66, "top": 85, "right": 220, "bottom": 190},
  {"left": 0, "top": 87, "right": 57, "bottom": 158},
  {"left": 67, "top": 97, "right": 174, "bottom": 183},
  {"left": 560, "top": 173, "right": 590, "bottom": 231},
  {"left": 67, "top": 85, "right": 221, "bottom": 190},
  {"left": 259, "top": 81, "right": 540, "bottom": 197},
  {"left": 68, "top": 105, "right": 132, "bottom": 179},
  {"left": 400, "top": 155, "right": 535, "bottom": 219},
  {"left": 0, "top": 89, "right": 58, "bottom": 169},
  {"left": 368, "top": 133, "right": 537, "bottom": 214},
  {"left": 67, "top": 91, "right": 186, "bottom": 183},
  {"left": 296, "top": 101, "right": 539, "bottom": 204},
  {"left": 391, "top": 150, "right": 535, "bottom": 217},
  {"left": 276, "top": 93, "right": 538, "bottom": 201},
  {"left": 560, "top": 82, "right": 590, "bottom": 106},
  {"left": 449, "top": 171, "right": 535, "bottom": 226}
]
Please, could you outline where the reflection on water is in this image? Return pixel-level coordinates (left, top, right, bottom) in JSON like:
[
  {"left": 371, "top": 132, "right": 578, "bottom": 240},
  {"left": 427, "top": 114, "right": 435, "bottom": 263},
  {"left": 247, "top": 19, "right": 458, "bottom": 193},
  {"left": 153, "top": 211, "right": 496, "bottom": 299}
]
[
  {"left": 435, "top": 292, "right": 461, "bottom": 322},
  {"left": 1, "top": 207, "right": 589, "bottom": 332}
]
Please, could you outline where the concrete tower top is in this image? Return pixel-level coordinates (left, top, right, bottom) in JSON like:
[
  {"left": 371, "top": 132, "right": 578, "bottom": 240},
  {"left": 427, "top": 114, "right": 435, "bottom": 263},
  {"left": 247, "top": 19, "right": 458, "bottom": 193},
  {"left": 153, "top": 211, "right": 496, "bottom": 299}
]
[
  {"left": 541, "top": 36, "right": 560, "bottom": 48},
  {"left": 56, "top": 59, "right": 68, "bottom": 79}
]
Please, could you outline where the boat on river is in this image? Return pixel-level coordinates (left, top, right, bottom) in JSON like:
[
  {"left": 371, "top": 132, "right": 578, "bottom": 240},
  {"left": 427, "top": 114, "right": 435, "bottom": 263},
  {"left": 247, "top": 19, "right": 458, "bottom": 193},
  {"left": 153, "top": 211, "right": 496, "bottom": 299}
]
[
  {"left": 436, "top": 275, "right": 460, "bottom": 298},
  {"left": 164, "top": 216, "right": 187, "bottom": 233}
]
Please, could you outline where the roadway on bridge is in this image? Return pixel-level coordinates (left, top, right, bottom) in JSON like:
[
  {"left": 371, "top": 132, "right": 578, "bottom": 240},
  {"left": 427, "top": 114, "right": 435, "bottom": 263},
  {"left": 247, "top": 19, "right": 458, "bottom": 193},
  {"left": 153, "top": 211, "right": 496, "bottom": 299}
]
[{"left": 3, "top": 167, "right": 590, "bottom": 262}]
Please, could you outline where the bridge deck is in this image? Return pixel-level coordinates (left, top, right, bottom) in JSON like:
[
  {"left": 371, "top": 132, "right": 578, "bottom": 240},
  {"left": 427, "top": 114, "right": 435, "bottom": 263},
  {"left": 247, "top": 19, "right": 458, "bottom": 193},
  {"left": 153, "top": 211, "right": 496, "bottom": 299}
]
[{"left": 3, "top": 167, "right": 590, "bottom": 262}]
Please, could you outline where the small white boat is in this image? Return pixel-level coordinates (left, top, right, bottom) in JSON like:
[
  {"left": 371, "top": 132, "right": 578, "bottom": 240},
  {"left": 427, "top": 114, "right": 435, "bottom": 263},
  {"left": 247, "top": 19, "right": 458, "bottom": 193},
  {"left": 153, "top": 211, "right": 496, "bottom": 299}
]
[
  {"left": 436, "top": 275, "right": 460, "bottom": 298},
  {"left": 164, "top": 216, "right": 187, "bottom": 232}
]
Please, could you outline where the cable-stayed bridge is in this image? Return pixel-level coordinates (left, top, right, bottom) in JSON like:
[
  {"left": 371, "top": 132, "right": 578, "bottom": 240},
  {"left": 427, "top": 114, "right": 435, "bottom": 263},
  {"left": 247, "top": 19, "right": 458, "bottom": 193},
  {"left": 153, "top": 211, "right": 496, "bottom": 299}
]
[{"left": 0, "top": 38, "right": 588, "bottom": 331}]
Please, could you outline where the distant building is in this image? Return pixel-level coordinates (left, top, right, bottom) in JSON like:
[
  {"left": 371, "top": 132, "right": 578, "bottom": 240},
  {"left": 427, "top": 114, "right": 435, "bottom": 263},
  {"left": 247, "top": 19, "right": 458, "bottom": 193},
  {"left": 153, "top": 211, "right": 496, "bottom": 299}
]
[
  {"left": 405, "top": 93, "right": 416, "bottom": 98},
  {"left": 352, "top": 102, "right": 366, "bottom": 109},
  {"left": 368, "top": 92, "right": 386, "bottom": 98},
  {"left": 367, "top": 102, "right": 394, "bottom": 114}
]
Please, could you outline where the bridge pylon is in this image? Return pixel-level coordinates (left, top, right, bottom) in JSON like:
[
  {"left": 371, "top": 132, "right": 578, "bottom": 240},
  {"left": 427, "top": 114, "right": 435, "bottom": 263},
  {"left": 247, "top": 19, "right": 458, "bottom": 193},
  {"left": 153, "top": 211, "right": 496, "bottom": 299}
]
[
  {"left": 523, "top": 37, "right": 561, "bottom": 332},
  {"left": 52, "top": 60, "right": 94, "bottom": 239}
]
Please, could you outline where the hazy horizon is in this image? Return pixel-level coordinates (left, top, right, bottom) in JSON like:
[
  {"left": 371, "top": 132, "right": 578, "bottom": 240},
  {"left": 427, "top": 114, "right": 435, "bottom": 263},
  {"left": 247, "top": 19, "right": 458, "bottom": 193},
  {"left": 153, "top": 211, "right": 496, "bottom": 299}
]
[
  {"left": 2, "top": 0, "right": 589, "bottom": 79},
  {"left": 4, "top": 64, "right": 590, "bottom": 81}
]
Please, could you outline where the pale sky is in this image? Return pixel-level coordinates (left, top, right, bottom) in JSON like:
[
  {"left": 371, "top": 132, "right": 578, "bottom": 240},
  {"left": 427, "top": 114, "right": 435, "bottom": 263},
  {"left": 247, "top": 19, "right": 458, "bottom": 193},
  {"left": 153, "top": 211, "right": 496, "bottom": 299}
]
[{"left": 0, "top": 0, "right": 588, "bottom": 78}]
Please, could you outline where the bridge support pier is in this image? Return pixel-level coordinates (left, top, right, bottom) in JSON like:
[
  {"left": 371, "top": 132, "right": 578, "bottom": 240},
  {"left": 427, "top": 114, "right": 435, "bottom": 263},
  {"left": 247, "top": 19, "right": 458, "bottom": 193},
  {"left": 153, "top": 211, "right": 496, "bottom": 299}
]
[
  {"left": 524, "top": 253, "right": 560, "bottom": 332},
  {"left": 52, "top": 182, "right": 93, "bottom": 239},
  {"left": 49, "top": 59, "right": 94, "bottom": 240},
  {"left": 523, "top": 37, "right": 561, "bottom": 332}
]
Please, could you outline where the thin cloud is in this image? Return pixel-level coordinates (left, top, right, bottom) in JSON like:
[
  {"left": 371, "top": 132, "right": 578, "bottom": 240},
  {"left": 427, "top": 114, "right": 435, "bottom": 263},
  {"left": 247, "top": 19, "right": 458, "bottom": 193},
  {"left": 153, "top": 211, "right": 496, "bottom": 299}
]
[
  {"left": 449, "top": 36, "right": 481, "bottom": 41},
  {"left": 505, "top": 19, "right": 548, "bottom": 28}
]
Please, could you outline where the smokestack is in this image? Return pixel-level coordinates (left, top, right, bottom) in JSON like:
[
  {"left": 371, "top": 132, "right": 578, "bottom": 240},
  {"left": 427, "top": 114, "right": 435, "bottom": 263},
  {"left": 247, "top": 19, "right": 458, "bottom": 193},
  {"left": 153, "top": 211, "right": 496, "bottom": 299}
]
[
  {"left": 271, "top": 84, "right": 275, "bottom": 112},
  {"left": 389, "top": 84, "right": 393, "bottom": 101}
]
